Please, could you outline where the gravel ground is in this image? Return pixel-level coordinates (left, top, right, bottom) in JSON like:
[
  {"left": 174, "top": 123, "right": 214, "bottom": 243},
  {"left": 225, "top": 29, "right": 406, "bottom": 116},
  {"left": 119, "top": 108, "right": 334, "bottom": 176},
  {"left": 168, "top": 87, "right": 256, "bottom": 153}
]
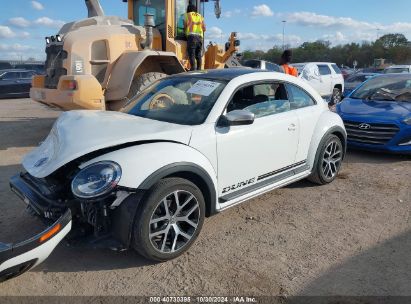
[{"left": 0, "top": 98, "right": 410, "bottom": 297}]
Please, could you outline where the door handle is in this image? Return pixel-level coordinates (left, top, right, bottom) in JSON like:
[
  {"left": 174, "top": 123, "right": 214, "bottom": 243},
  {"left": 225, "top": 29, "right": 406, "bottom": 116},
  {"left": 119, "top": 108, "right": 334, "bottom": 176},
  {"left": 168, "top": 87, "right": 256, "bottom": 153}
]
[{"left": 288, "top": 123, "right": 296, "bottom": 131}]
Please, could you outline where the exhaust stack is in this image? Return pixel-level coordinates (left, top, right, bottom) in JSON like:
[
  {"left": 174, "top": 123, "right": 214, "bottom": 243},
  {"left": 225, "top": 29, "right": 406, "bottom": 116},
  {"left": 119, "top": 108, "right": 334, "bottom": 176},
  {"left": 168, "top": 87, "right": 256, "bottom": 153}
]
[
  {"left": 85, "top": 0, "right": 105, "bottom": 17},
  {"left": 141, "top": 14, "right": 155, "bottom": 50}
]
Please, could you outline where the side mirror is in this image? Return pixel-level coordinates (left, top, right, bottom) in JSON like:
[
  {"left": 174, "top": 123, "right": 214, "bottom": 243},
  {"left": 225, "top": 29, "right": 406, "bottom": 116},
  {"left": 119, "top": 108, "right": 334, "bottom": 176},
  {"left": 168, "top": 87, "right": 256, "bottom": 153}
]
[{"left": 218, "top": 110, "right": 255, "bottom": 127}]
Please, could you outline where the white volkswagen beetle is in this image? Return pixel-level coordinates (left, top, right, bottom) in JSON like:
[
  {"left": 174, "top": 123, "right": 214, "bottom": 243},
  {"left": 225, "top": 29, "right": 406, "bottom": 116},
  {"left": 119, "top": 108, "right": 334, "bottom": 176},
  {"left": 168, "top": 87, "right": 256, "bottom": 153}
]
[{"left": 1, "top": 69, "right": 346, "bottom": 280}]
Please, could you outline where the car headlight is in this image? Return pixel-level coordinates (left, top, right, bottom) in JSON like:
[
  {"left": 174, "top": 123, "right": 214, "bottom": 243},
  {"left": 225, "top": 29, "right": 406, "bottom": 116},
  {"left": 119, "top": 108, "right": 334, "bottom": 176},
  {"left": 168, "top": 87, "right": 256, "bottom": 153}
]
[
  {"left": 403, "top": 117, "right": 411, "bottom": 125},
  {"left": 71, "top": 161, "right": 122, "bottom": 199}
]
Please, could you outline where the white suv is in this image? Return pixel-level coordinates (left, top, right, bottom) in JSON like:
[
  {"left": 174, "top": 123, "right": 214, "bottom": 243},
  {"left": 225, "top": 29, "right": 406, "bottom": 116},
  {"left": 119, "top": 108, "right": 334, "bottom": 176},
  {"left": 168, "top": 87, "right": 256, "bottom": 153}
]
[
  {"left": 2, "top": 69, "right": 346, "bottom": 280},
  {"left": 293, "top": 62, "right": 345, "bottom": 105}
]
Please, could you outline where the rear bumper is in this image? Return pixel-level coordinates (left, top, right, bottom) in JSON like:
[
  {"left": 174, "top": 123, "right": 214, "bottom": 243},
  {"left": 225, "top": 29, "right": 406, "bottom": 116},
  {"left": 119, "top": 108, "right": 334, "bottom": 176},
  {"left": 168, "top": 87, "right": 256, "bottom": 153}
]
[
  {"left": 30, "top": 75, "right": 105, "bottom": 111},
  {"left": 0, "top": 210, "right": 71, "bottom": 282}
]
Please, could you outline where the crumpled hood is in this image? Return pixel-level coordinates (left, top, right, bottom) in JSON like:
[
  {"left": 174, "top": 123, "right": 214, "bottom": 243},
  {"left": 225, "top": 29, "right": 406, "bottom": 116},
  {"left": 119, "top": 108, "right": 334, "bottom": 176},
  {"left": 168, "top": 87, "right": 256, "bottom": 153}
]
[
  {"left": 23, "top": 111, "right": 193, "bottom": 178},
  {"left": 339, "top": 98, "right": 411, "bottom": 119}
]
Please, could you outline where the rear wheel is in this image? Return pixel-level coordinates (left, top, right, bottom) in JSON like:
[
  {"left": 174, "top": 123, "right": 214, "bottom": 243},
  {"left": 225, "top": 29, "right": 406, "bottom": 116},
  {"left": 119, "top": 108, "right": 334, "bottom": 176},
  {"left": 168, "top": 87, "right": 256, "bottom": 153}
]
[
  {"left": 132, "top": 178, "right": 205, "bottom": 261},
  {"left": 127, "top": 72, "right": 167, "bottom": 100},
  {"left": 308, "top": 135, "right": 343, "bottom": 185}
]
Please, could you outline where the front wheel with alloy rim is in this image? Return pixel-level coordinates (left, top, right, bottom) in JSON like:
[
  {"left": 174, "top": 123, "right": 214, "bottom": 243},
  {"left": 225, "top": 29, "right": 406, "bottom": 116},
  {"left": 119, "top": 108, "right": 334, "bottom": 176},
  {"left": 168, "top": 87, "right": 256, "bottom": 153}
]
[
  {"left": 308, "top": 134, "right": 343, "bottom": 185},
  {"left": 132, "top": 178, "right": 205, "bottom": 261}
]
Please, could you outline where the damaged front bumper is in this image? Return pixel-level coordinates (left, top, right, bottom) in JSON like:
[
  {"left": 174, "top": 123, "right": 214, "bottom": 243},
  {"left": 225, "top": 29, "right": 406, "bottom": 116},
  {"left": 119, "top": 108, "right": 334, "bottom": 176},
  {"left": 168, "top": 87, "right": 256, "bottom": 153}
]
[
  {"left": 0, "top": 210, "right": 71, "bottom": 282},
  {"left": 0, "top": 174, "right": 72, "bottom": 283}
]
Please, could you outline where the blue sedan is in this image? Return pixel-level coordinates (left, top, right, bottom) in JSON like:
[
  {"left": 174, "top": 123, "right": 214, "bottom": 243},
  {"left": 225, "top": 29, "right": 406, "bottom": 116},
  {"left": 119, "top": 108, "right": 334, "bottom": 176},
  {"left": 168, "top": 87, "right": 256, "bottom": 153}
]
[{"left": 336, "top": 74, "right": 411, "bottom": 154}]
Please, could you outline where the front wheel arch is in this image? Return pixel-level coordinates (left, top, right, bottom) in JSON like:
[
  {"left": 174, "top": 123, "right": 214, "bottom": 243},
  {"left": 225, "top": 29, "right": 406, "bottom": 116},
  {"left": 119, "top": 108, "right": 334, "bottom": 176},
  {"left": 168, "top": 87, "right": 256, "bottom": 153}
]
[
  {"left": 139, "top": 162, "right": 217, "bottom": 217},
  {"left": 310, "top": 126, "right": 347, "bottom": 172}
]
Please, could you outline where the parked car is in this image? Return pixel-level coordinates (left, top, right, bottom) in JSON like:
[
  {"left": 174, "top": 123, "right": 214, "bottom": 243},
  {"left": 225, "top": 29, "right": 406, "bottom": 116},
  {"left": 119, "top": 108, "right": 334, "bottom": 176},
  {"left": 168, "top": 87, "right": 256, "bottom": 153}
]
[
  {"left": 0, "top": 62, "right": 12, "bottom": 70},
  {"left": 0, "top": 69, "right": 36, "bottom": 98},
  {"left": 2, "top": 69, "right": 346, "bottom": 281},
  {"left": 383, "top": 65, "right": 411, "bottom": 74},
  {"left": 242, "top": 59, "right": 282, "bottom": 72},
  {"left": 343, "top": 73, "right": 378, "bottom": 97},
  {"left": 341, "top": 67, "right": 355, "bottom": 80},
  {"left": 337, "top": 74, "right": 411, "bottom": 154},
  {"left": 292, "top": 62, "right": 345, "bottom": 105},
  {"left": 14, "top": 63, "right": 45, "bottom": 75},
  {"left": 361, "top": 67, "right": 384, "bottom": 74}
]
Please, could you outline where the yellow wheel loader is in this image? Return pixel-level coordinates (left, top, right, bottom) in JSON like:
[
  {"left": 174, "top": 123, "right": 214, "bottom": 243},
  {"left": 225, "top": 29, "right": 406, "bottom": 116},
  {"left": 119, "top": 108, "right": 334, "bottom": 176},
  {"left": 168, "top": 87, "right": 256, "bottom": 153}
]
[{"left": 30, "top": 0, "right": 240, "bottom": 111}]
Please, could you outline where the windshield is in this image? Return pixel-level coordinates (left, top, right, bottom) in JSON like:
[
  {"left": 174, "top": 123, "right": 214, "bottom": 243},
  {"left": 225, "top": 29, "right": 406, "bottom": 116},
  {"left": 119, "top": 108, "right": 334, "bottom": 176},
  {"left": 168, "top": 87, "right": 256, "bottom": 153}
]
[
  {"left": 122, "top": 76, "right": 227, "bottom": 125},
  {"left": 384, "top": 68, "right": 410, "bottom": 74},
  {"left": 133, "top": 0, "right": 166, "bottom": 29},
  {"left": 351, "top": 75, "right": 411, "bottom": 102}
]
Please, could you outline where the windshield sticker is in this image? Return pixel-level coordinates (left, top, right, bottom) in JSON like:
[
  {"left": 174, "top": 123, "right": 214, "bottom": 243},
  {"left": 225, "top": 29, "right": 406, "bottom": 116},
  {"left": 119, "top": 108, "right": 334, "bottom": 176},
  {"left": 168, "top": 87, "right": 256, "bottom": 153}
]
[{"left": 187, "top": 80, "right": 221, "bottom": 96}]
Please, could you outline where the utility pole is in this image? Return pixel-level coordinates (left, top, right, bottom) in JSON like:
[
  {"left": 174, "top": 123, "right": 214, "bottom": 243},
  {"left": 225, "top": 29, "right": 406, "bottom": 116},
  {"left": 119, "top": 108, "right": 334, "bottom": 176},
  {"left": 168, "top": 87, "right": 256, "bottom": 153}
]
[
  {"left": 282, "top": 20, "right": 286, "bottom": 50},
  {"left": 376, "top": 28, "right": 381, "bottom": 40}
]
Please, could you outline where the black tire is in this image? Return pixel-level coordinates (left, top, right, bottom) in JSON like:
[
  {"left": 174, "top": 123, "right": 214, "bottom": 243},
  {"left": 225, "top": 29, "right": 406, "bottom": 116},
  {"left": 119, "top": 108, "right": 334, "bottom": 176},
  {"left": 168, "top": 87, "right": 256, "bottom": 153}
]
[
  {"left": 308, "top": 134, "right": 343, "bottom": 185},
  {"left": 127, "top": 72, "right": 167, "bottom": 100},
  {"left": 330, "top": 87, "right": 342, "bottom": 106},
  {"left": 132, "top": 177, "right": 205, "bottom": 262}
]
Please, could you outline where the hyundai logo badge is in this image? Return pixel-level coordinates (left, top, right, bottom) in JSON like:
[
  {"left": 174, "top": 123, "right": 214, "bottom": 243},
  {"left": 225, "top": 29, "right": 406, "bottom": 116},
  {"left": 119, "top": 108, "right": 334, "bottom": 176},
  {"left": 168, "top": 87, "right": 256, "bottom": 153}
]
[
  {"left": 359, "top": 123, "right": 371, "bottom": 130},
  {"left": 34, "top": 157, "right": 49, "bottom": 168}
]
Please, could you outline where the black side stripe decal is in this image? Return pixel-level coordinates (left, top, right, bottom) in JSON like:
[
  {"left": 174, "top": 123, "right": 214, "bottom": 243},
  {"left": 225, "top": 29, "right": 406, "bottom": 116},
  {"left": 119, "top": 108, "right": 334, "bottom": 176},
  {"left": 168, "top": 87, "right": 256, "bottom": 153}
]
[
  {"left": 219, "top": 160, "right": 308, "bottom": 203},
  {"left": 257, "top": 160, "right": 307, "bottom": 181}
]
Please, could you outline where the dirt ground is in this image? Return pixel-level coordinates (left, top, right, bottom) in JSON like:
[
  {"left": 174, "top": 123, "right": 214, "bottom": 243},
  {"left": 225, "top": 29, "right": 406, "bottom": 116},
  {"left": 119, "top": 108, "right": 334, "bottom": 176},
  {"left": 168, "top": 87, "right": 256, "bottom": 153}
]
[{"left": 0, "top": 98, "right": 410, "bottom": 297}]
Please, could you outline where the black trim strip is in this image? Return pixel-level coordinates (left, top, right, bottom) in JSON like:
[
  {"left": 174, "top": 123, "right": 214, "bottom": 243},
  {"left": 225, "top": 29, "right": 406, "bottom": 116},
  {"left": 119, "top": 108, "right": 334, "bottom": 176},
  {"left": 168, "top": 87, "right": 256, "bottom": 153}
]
[
  {"left": 219, "top": 161, "right": 309, "bottom": 203},
  {"left": 257, "top": 160, "right": 306, "bottom": 181}
]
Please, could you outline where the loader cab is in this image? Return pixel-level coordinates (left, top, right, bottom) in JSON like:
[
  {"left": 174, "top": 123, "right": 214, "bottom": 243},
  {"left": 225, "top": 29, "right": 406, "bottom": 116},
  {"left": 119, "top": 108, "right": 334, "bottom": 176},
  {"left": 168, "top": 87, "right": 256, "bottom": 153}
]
[{"left": 130, "top": 0, "right": 202, "bottom": 49}]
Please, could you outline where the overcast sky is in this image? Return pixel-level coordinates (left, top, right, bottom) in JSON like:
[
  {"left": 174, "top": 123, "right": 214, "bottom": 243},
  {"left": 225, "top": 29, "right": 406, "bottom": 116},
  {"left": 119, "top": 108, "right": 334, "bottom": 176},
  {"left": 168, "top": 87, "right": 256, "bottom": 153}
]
[{"left": 1, "top": 0, "right": 411, "bottom": 60}]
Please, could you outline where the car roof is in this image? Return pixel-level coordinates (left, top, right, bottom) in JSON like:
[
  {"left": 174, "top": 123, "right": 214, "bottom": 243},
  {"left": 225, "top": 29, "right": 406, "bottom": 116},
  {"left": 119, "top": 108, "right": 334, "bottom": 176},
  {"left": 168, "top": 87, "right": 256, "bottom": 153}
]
[{"left": 173, "top": 68, "right": 271, "bottom": 81}]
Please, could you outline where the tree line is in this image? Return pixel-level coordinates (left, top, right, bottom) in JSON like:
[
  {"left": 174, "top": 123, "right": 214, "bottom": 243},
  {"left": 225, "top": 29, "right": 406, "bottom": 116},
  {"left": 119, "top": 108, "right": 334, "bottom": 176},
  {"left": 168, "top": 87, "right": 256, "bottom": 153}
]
[{"left": 242, "top": 33, "right": 411, "bottom": 68}]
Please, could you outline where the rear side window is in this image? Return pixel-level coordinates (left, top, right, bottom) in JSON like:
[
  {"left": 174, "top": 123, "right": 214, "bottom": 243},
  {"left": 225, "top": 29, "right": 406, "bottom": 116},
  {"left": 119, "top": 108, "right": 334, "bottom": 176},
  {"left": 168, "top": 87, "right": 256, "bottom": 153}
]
[
  {"left": 331, "top": 64, "right": 342, "bottom": 74},
  {"left": 318, "top": 65, "right": 332, "bottom": 75},
  {"left": 287, "top": 84, "right": 316, "bottom": 109}
]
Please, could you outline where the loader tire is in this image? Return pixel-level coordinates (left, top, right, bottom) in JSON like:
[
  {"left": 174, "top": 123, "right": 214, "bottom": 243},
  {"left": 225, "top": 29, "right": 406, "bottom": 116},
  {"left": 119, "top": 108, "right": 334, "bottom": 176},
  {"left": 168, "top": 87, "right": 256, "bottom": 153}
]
[{"left": 127, "top": 72, "right": 167, "bottom": 100}]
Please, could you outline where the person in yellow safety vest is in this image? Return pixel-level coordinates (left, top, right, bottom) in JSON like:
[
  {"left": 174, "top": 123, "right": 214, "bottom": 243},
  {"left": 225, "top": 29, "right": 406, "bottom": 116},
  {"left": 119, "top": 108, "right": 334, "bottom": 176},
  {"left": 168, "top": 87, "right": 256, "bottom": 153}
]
[{"left": 184, "top": 4, "right": 206, "bottom": 71}]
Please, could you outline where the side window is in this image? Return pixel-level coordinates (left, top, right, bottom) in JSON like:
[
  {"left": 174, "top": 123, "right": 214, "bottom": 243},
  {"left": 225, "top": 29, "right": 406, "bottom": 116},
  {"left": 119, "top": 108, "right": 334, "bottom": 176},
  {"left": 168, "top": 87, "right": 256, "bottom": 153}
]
[
  {"left": 318, "top": 65, "right": 332, "bottom": 75},
  {"left": 331, "top": 64, "right": 342, "bottom": 74},
  {"left": 287, "top": 84, "right": 316, "bottom": 109},
  {"left": 3, "top": 72, "right": 18, "bottom": 80},
  {"left": 175, "top": 0, "right": 189, "bottom": 39},
  {"left": 21, "top": 72, "right": 31, "bottom": 79},
  {"left": 227, "top": 82, "right": 291, "bottom": 118}
]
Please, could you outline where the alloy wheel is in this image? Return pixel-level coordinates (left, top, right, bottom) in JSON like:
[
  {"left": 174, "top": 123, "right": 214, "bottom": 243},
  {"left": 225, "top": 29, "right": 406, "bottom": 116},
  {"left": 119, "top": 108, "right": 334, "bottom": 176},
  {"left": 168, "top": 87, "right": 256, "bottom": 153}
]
[
  {"left": 322, "top": 140, "right": 342, "bottom": 179},
  {"left": 149, "top": 190, "right": 200, "bottom": 253}
]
